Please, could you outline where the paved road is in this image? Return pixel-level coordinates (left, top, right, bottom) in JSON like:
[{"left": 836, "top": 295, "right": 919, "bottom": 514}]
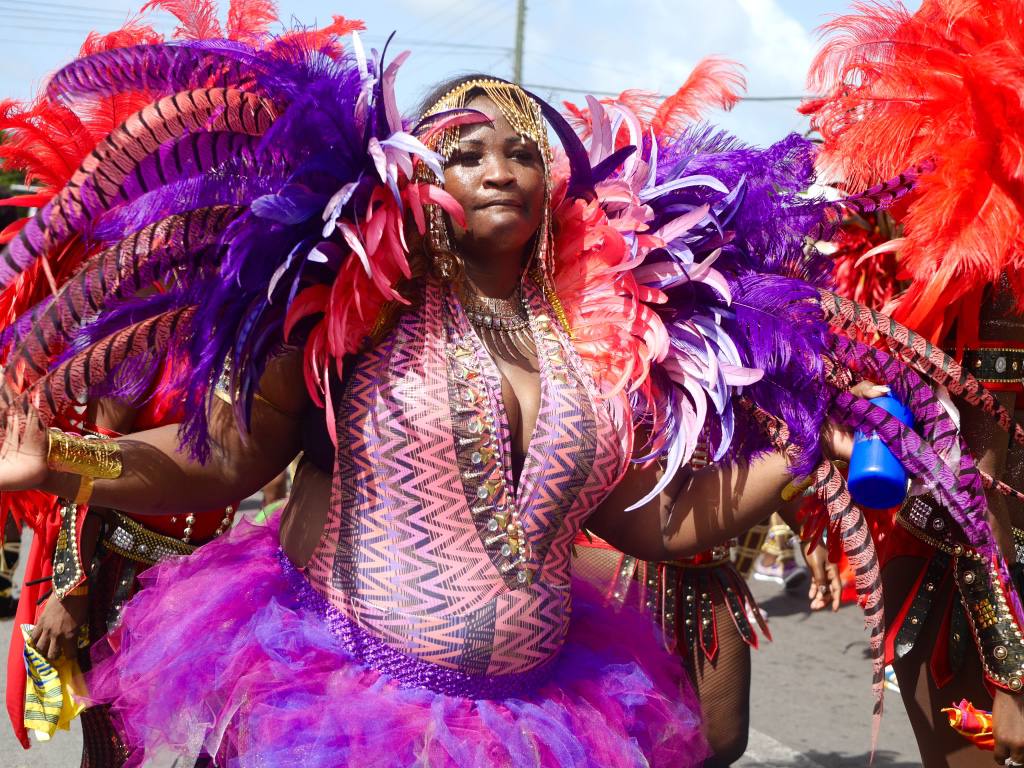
[
  {"left": 0, "top": 532, "right": 922, "bottom": 767},
  {"left": 738, "top": 577, "right": 919, "bottom": 767}
]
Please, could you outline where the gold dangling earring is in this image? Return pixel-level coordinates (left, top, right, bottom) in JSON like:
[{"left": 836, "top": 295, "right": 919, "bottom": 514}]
[
  {"left": 432, "top": 250, "right": 461, "bottom": 282},
  {"left": 427, "top": 204, "right": 462, "bottom": 282}
]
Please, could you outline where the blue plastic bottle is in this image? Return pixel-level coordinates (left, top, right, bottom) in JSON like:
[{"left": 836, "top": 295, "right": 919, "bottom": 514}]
[{"left": 846, "top": 394, "right": 914, "bottom": 510}]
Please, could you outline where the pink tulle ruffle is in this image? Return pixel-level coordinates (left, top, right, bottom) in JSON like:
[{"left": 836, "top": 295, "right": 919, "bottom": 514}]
[{"left": 87, "top": 515, "right": 709, "bottom": 767}]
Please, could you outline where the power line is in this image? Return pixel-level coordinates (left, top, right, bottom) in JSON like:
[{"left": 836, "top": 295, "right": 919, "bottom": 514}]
[
  {"left": 523, "top": 82, "right": 810, "bottom": 102},
  {"left": 414, "top": 0, "right": 473, "bottom": 43},
  {"left": 362, "top": 36, "right": 511, "bottom": 53},
  {"left": 2, "top": 23, "right": 119, "bottom": 36},
  {"left": 526, "top": 48, "right": 653, "bottom": 85},
  {"left": 0, "top": 0, "right": 130, "bottom": 15},
  {"left": 0, "top": 7, "right": 131, "bottom": 24},
  {"left": 444, "top": 1, "right": 512, "bottom": 45},
  {"left": 0, "top": 38, "right": 75, "bottom": 47},
  {"left": 0, "top": 16, "right": 813, "bottom": 106}
]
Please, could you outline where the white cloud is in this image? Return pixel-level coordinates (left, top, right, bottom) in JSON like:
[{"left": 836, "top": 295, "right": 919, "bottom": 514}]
[{"left": 521, "top": 0, "right": 817, "bottom": 144}]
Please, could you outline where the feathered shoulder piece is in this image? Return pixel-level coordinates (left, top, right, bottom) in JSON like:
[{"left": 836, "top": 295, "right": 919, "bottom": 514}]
[
  {"left": 0, "top": 8, "right": 465, "bottom": 458},
  {"left": 550, "top": 90, "right": 837, "bottom": 490},
  {"left": 802, "top": 0, "right": 1024, "bottom": 345}
]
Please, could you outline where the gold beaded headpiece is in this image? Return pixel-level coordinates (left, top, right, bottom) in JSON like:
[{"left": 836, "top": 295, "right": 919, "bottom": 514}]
[
  {"left": 418, "top": 78, "right": 554, "bottom": 283},
  {"left": 421, "top": 78, "right": 553, "bottom": 168}
]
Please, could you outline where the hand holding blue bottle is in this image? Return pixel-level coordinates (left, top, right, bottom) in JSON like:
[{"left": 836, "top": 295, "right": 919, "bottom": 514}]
[{"left": 847, "top": 394, "right": 914, "bottom": 509}]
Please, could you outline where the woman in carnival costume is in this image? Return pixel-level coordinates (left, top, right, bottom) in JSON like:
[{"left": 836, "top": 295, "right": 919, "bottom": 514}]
[
  {"left": 802, "top": 1, "right": 1024, "bottom": 765},
  {"left": 0, "top": 5, "right": 1018, "bottom": 765}
]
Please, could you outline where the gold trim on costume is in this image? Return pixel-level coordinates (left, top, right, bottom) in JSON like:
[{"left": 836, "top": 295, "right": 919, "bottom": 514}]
[
  {"left": 418, "top": 78, "right": 557, "bottom": 288},
  {"left": 420, "top": 79, "right": 552, "bottom": 168}
]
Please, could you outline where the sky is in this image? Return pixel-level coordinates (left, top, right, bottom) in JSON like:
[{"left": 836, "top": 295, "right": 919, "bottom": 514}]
[{"left": 0, "top": 0, "right": 921, "bottom": 146}]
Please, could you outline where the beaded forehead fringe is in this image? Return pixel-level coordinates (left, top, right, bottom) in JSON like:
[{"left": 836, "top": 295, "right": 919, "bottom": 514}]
[
  {"left": 419, "top": 78, "right": 555, "bottom": 284},
  {"left": 421, "top": 78, "right": 553, "bottom": 167}
]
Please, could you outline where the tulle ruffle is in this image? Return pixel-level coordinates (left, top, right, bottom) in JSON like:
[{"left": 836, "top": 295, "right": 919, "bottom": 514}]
[{"left": 87, "top": 515, "right": 709, "bottom": 767}]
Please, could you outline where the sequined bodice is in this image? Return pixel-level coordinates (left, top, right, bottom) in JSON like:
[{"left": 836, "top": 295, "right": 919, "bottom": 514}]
[{"left": 304, "top": 279, "right": 628, "bottom": 676}]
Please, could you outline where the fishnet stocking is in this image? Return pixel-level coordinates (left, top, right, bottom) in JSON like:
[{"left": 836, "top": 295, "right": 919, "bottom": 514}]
[
  {"left": 572, "top": 543, "right": 755, "bottom": 764},
  {"left": 80, "top": 706, "right": 128, "bottom": 768},
  {"left": 681, "top": 596, "right": 752, "bottom": 767}
]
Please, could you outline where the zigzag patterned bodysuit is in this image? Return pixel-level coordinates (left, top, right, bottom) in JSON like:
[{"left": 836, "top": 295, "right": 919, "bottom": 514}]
[{"left": 304, "top": 279, "right": 630, "bottom": 681}]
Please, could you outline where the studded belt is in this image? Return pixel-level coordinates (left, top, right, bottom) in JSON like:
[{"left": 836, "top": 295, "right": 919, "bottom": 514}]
[
  {"left": 949, "top": 347, "right": 1024, "bottom": 385},
  {"left": 896, "top": 495, "right": 963, "bottom": 555},
  {"left": 665, "top": 544, "right": 732, "bottom": 569},
  {"left": 100, "top": 512, "right": 199, "bottom": 566}
]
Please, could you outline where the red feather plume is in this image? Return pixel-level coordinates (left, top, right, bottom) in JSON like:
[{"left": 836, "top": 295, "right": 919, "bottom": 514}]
[
  {"left": 564, "top": 56, "right": 745, "bottom": 143},
  {"left": 142, "top": 0, "right": 223, "bottom": 39},
  {"left": 829, "top": 209, "right": 904, "bottom": 311},
  {"left": 651, "top": 56, "right": 747, "bottom": 137},
  {"left": 0, "top": 17, "right": 168, "bottom": 325},
  {"left": 275, "top": 15, "right": 366, "bottom": 57},
  {"left": 226, "top": 0, "right": 278, "bottom": 44},
  {"left": 804, "top": 0, "right": 1024, "bottom": 345},
  {"left": 0, "top": 0, "right": 321, "bottom": 324}
]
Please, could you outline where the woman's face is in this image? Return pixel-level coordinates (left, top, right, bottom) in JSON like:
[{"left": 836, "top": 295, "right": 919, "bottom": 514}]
[{"left": 442, "top": 94, "right": 546, "bottom": 262}]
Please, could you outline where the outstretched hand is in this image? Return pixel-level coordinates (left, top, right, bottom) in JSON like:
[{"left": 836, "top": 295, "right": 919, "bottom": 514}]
[
  {"left": 993, "top": 690, "right": 1024, "bottom": 767},
  {"left": 0, "top": 399, "right": 50, "bottom": 490}
]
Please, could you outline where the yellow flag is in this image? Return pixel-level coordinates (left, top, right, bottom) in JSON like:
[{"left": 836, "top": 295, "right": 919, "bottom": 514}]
[{"left": 21, "top": 624, "right": 87, "bottom": 741}]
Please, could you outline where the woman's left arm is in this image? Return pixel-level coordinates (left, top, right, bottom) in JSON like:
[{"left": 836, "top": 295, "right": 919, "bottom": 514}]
[
  {"left": 586, "top": 449, "right": 797, "bottom": 561},
  {"left": 586, "top": 391, "right": 869, "bottom": 561}
]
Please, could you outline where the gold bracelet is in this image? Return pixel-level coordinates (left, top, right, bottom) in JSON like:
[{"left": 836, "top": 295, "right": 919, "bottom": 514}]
[
  {"left": 781, "top": 475, "right": 813, "bottom": 502},
  {"left": 46, "top": 429, "right": 123, "bottom": 479}
]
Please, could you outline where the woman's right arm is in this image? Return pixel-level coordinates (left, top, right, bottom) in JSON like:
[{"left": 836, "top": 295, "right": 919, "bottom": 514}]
[{"left": 2, "top": 352, "right": 308, "bottom": 515}]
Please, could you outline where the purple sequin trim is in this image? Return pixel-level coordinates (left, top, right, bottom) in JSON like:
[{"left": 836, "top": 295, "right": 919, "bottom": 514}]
[{"left": 279, "top": 550, "right": 556, "bottom": 699}]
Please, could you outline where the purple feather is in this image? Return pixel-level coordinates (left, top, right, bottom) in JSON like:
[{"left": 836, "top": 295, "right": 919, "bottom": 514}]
[{"left": 47, "top": 41, "right": 263, "bottom": 103}]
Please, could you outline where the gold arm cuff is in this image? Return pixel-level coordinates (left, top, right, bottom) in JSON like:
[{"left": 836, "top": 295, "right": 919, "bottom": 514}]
[
  {"left": 47, "top": 429, "right": 123, "bottom": 479},
  {"left": 781, "top": 475, "right": 813, "bottom": 502}
]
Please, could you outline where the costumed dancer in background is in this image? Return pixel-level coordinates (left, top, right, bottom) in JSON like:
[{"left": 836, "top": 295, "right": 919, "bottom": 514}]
[
  {"left": 802, "top": 1, "right": 1024, "bottom": 764},
  {"left": 574, "top": 442, "right": 771, "bottom": 768},
  {"left": 4, "top": 394, "right": 238, "bottom": 767},
  {"left": 0, "top": 8, "right": 1016, "bottom": 765},
  {"left": 0, "top": 10, "right": 278, "bottom": 764},
  {"left": 803, "top": 204, "right": 902, "bottom": 612}
]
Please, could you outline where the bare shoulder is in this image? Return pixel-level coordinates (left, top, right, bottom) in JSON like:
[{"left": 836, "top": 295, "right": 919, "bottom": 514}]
[{"left": 258, "top": 348, "right": 309, "bottom": 418}]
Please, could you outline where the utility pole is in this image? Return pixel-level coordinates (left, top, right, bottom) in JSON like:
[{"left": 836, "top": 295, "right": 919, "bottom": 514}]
[{"left": 512, "top": 0, "right": 527, "bottom": 84}]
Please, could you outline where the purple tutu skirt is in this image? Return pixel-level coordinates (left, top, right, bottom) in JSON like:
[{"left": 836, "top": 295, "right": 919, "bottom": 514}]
[{"left": 86, "top": 515, "right": 709, "bottom": 767}]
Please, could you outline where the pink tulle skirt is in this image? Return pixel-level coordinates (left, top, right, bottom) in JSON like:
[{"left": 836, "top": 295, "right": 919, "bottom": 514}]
[{"left": 86, "top": 515, "right": 709, "bottom": 767}]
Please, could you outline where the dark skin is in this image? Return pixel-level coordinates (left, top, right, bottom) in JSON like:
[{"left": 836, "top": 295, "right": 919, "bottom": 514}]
[
  {"left": 29, "top": 398, "right": 136, "bottom": 661},
  {"left": 0, "top": 96, "right": 863, "bottom": 589},
  {"left": 443, "top": 97, "right": 547, "bottom": 478},
  {"left": 879, "top": 285, "right": 1024, "bottom": 767},
  {"left": 883, "top": 393, "right": 1022, "bottom": 768}
]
